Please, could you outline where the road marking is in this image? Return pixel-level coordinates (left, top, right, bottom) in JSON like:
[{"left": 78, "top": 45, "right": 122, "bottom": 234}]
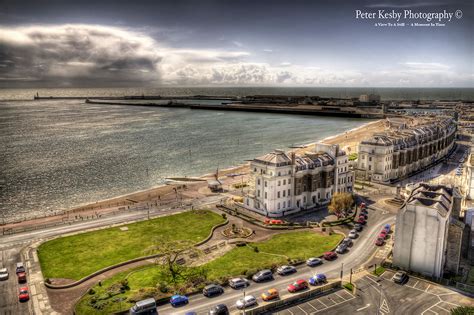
[
  {"left": 356, "top": 304, "right": 371, "bottom": 311},
  {"left": 435, "top": 304, "right": 453, "bottom": 313},
  {"left": 297, "top": 305, "right": 308, "bottom": 315},
  {"left": 335, "top": 292, "right": 346, "bottom": 301},
  {"left": 287, "top": 309, "right": 294, "bottom": 315},
  {"left": 317, "top": 299, "right": 328, "bottom": 308},
  {"left": 413, "top": 280, "right": 419, "bottom": 288},
  {"left": 306, "top": 301, "right": 318, "bottom": 311},
  {"left": 380, "top": 299, "right": 390, "bottom": 314}
]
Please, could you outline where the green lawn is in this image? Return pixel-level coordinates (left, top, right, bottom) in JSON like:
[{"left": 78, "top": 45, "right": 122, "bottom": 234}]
[
  {"left": 38, "top": 210, "right": 225, "bottom": 280},
  {"left": 75, "top": 231, "right": 343, "bottom": 314}
]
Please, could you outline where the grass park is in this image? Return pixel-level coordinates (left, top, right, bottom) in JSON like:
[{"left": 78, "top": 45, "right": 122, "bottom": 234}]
[
  {"left": 38, "top": 210, "right": 225, "bottom": 280},
  {"left": 75, "top": 230, "right": 343, "bottom": 314}
]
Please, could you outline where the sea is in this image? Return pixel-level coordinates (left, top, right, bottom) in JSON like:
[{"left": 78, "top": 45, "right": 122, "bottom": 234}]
[{"left": 0, "top": 87, "right": 472, "bottom": 222}]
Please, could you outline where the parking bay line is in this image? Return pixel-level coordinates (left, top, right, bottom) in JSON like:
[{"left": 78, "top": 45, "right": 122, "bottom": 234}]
[{"left": 297, "top": 305, "right": 308, "bottom": 315}]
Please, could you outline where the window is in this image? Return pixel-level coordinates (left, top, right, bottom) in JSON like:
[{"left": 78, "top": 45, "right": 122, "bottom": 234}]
[
  {"left": 288, "top": 189, "right": 290, "bottom": 195},
  {"left": 278, "top": 202, "right": 280, "bottom": 210},
  {"left": 288, "top": 178, "right": 291, "bottom": 184},
  {"left": 369, "top": 165, "right": 372, "bottom": 171},
  {"left": 246, "top": 199, "right": 249, "bottom": 206},
  {"left": 264, "top": 181, "right": 267, "bottom": 187},
  {"left": 254, "top": 168, "right": 257, "bottom": 172},
  {"left": 288, "top": 200, "right": 291, "bottom": 207},
  {"left": 265, "top": 192, "right": 267, "bottom": 199},
  {"left": 278, "top": 172, "right": 281, "bottom": 176},
  {"left": 257, "top": 179, "right": 261, "bottom": 185},
  {"left": 278, "top": 180, "right": 281, "bottom": 186},
  {"left": 257, "top": 190, "right": 260, "bottom": 197},
  {"left": 277, "top": 191, "right": 280, "bottom": 198},
  {"left": 283, "top": 201, "right": 286, "bottom": 208},
  {"left": 369, "top": 157, "right": 372, "bottom": 162},
  {"left": 283, "top": 190, "right": 286, "bottom": 197},
  {"left": 283, "top": 179, "right": 286, "bottom": 185}
]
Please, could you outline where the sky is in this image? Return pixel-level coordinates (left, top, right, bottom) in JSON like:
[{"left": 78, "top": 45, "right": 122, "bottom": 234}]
[{"left": 0, "top": 0, "right": 472, "bottom": 88}]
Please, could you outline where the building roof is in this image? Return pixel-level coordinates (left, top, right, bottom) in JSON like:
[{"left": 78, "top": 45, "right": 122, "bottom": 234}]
[
  {"left": 254, "top": 150, "right": 292, "bottom": 166},
  {"left": 406, "top": 183, "right": 454, "bottom": 217}
]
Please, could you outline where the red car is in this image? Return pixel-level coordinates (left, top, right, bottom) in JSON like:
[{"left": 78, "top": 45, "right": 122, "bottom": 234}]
[
  {"left": 375, "top": 237, "right": 385, "bottom": 246},
  {"left": 357, "top": 218, "right": 366, "bottom": 225},
  {"left": 264, "top": 219, "right": 284, "bottom": 225},
  {"left": 323, "top": 251, "right": 338, "bottom": 261},
  {"left": 379, "top": 230, "right": 388, "bottom": 239},
  {"left": 360, "top": 202, "right": 366, "bottom": 209},
  {"left": 18, "top": 286, "right": 29, "bottom": 302},
  {"left": 287, "top": 279, "right": 308, "bottom": 293},
  {"left": 17, "top": 272, "right": 27, "bottom": 283}
]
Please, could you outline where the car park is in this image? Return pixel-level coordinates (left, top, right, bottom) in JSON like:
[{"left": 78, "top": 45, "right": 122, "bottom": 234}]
[
  {"left": 261, "top": 288, "right": 279, "bottom": 301},
  {"left": 392, "top": 271, "right": 408, "bottom": 284},
  {"left": 336, "top": 243, "right": 348, "bottom": 254},
  {"left": 309, "top": 274, "right": 327, "bottom": 285},
  {"left": 203, "top": 284, "right": 224, "bottom": 297},
  {"left": 277, "top": 265, "right": 296, "bottom": 275},
  {"left": 252, "top": 269, "right": 273, "bottom": 282},
  {"left": 375, "top": 237, "right": 385, "bottom": 246},
  {"left": 306, "top": 257, "right": 323, "bottom": 267},
  {"left": 129, "top": 298, "right": 157, "bottom": 314},
  {"left": 170, "top": 295, "right": 188, "bottom": 307},
  {"left": 209, "top": 304, "right": 229, "bottom": 315},
  {"left": 16, "top": 262, "right": 25, "bottom": 274},
  {"left": 228, "top": 277, "right": 249, "bottom": 289},
  {"left": 0, "top": 268, "right": 9, "bottom": 281},
  {"left": 18, "top": 286, "right": 29, "bottom": 302},
  {"left": 287, "top": 279, "right": 308, "bottom": 293},
  {"left": 235, "top": 295, "right": 257, "bottom": 309},
  {"left": 348, "top": 229, "right": 358, "bottom": 239},
  {"left": 323, "top": 251, "right": 337, "bottom": 261}
]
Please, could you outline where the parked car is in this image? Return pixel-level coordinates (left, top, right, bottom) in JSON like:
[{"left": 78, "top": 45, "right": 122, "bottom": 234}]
[
  {"left": 170, "top": 295, "right": 188, "bottom": 307},
  {"left": 360, "top": 202, "right": 366, "bottom": 209},
  {"left": 17, "top": 272, "right": 27, "bottom": 283},
  {"left": 203, "top": 284, "right": 224, "bottom": 297},
  {"left": 252, "top": 269, "right": 273, "bottom": 282},
  {"left": 264, "top": 219, "right": 284, "bottom": 225},
  {"left": 277, "top": 265, "right": 296, "bottom": 276},
  {"left": 383, "top": 224, "right": 391, "bottom": 233},
  {"left": 359, "top": 213, "right": 368, "bottom": 219},
  {"left": 306, "top": 257, "right": 323, "bottom": 267},
  {"left": 336, "top": 243, "right": 348, "bottom": 254},
  {"left": 235, "top": 295, "right": 257, "bottom": 309},
  {"left": 18, "top": 286, "right": 29, "bottom": 302},
  {"left": 228, "top": 278, "right": 249, "bottom": 289},
  {"left": 209, "top": 304, "right": 229, "bottom": 315},
  {"left": 129, "top": 298, "right": 157, "bottom": 315},
  {"left": 323, "top": 251, "right": 337, "bottom": 261},
  {"left": 379, "top": 230, "right": 388, "bottom": 239},
  {"left": 348, "top": 229, "right": 358, "bottom": 239},
  {"left": 375, "top": 237, "right": 385, "bottom": 246},
  {"left": 342, "top": 237, "right": 353, "bottom": 247},
  {"left": 16, "top": 262, "right": 25, "bottom": 274},
  {"left": 309, "top": 274, "right": 327, "bottom": 286},
  {"left": 287, "top": 279, "right": 308, "bottom": 293},
  {"left": 0, "top": 268, "right": 9, "bottom": 281},
  {"left": 354, "top": 223, "right": 363, "bottom": 232},
  {"left": 261, "top": 288, "right": 279, "bottom": 301},
  {"left": 357, "top": 218, "right": 366, "bottom": 225},
  {"left": 392, "top": 271, "right": 408, "bottom": 284}
]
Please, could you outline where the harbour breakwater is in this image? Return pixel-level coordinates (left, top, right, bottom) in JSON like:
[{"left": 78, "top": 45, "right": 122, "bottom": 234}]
[{"left": 84, "top": 99, "right": 385, "bottom": 119}]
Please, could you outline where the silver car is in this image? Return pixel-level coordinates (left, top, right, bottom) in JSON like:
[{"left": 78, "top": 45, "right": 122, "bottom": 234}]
[
  {"left": 277, "top": 265, "right": 296, "bottom": 275},
  {"left": 348, "top": 229, "right": 358, "bottom": 239},
  {"left": 236, "top": 295, "right": 257, "bottom": 309},
  {"left": 0, "top": 268, "right": 8, "bottom": 281}
]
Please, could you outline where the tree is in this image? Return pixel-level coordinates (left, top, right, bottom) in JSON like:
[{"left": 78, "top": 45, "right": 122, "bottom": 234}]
[
  {"left": 146, "top": 238, "right": 201, "bottom": 283},
  {"left": 328, "top": 192, "right": 354, "bottom": 217},
  {"left": 450, "top": 306, "right": 474, "bottom": 315}
]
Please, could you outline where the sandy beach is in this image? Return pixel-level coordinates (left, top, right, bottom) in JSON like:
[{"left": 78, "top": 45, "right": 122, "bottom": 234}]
[{"left": 3, "top": 119, "right": 387, "bottom": 230}]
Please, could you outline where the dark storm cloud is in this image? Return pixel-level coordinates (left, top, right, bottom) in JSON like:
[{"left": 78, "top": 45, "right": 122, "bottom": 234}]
[{"left": 0, "top": 25, "right": 162, "bottom": 87}]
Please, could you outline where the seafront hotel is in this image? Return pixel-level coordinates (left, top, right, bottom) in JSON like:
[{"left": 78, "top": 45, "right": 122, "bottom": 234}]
[
  {"left": 356, "top": 117, "right": 457, "bottom": 183},
  {"left": 243, "top": 143, "right": 353, "bottom": 217}
]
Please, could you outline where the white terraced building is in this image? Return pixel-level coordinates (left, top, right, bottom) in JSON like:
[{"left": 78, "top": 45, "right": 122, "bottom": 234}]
[
  {"left": 243, "top": 143, "right": 353, "bottom": 217},
  {"left": 357, "top": 117, "right": 456, "bottom": 183}
]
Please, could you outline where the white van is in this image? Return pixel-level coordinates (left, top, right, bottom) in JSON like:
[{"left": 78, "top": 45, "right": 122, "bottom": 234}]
[{"left": 129, "top": 298, "right": 157, "bottom": 314}]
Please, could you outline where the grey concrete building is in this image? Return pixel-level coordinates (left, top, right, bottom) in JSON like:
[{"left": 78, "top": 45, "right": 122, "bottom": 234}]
[{"left": 393, "top": 183, "right": 464, "bottom": 279}]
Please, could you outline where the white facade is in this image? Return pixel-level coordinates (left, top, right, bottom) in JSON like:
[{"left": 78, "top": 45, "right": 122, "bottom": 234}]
[
  {"left": 393, "top": 184, "right": 459, "bottom": 278},
  {"left": 467, "top": 154, "right": 474, "bottom": 200},
  {"left": 357, "top": 117, "right": 456, "bottom": 183},
  {"left": 244, "top": 143, "right": 353, "bottom": 217}
]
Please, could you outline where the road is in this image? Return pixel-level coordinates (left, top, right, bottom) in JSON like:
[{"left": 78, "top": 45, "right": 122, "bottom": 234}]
[
  {"left": 0, "top": 195, "right": 223, "bottom": 315},
  {"left": 157, "top": 208, "right": 395, "bottom": 314}
]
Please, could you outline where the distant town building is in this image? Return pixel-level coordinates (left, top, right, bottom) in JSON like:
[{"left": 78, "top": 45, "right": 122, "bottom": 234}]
[
  {"left": 356, "top": 117, "right": 456, "bottom": 183},
  {"left": 359, "top": 94, "right": 381, "bottom": 103},
  {"left": 393, "top": 183, "right": 464, "bottom": 279},
  {"left": 244, "top": 143, "right": 353, "bottom": 217}
]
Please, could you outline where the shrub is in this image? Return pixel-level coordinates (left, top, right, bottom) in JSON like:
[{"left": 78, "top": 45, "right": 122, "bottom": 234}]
[
  {"left": 128, "top": 287, "right": 160, "bottom": 303},
  {"left": 253, "top": 246, "right": 259, "bottom": 253},
  {"left": 88, "top": 288, "right": 96, "bottom": 295},
  {"left": 221, "top": 213, "right": 227, "bottom": 220}
]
